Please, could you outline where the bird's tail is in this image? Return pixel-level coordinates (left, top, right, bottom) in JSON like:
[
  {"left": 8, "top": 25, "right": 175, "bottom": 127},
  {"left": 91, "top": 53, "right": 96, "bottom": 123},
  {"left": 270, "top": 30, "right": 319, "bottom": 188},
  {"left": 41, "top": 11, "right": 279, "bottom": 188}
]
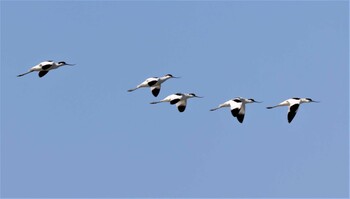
[
  {"left": 17, "top": 71, "right": 33, "bottom": 77},
  {"left": 127, "top": 88, "right": 138, "bottom": 92},
  {"left": 266, "top": 106, "right": 276, "bottom": 109}
]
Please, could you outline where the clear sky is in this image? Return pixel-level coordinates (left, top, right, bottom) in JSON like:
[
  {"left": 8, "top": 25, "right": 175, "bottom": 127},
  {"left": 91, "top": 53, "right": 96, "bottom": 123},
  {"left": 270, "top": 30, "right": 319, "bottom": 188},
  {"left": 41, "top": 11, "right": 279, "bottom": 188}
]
[{"left": 1, "top": 1, "right": 349, "bottom": 198}]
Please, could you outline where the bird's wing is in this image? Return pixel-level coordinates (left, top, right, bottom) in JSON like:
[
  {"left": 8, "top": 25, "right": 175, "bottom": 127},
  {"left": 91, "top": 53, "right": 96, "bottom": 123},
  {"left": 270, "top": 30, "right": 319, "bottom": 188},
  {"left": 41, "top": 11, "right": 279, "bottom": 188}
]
[
  {"left": 176, "top": 99, "right": 187, "bottom": 112},
  {"left": 41, "top": 64, "right": 53, "bottom": 70},
  {"left": 210, "top": 101, "right": 231, "bottom": 111},
  {"left": 146, "top": 77, "right": 159, "bottom": 86},
  {"left": 288, "top": 103, "right": 300, "bottom": 123},
  {"left": 150, "top": 85, "right": 161, "bottom": 97},
  {"left": 38, "top": 71, "right": 49, "bottom": 77},
  {"left": 229, "top": 100, "right": 243, "bottom": 118},
  {"left": 237, "top": 103, "right": 246, "bottom": 123}
]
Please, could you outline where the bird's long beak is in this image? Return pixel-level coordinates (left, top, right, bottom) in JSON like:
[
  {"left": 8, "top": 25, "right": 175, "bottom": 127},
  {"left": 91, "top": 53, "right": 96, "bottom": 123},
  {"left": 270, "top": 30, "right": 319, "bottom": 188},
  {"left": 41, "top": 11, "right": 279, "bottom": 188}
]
[
  {"left": 172, "top": 76, "right": 180, "bottom": 78},
  {"left": 254, "top": 101, "right": 262, "bottom": 103},
  {"left": 196, "top": 96, "right": 203, "bottom": 98},
  {"left": 66, "top": 63, "right": 75, "bottom": 66},
  {"left": 312, "top": 100, "right": 320, "bottom": 103}
]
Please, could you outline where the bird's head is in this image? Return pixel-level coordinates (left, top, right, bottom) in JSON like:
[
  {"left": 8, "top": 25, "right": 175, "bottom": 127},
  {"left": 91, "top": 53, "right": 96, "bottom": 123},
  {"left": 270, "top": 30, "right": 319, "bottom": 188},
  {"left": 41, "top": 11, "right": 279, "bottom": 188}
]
[
  {"left": 58, "top": 61, "right": 75, "bottom": 66},
  {"left": 248, "top": 98, "right": 262, "bottom": 103},
  {"left": 304, "top": 98, "right": 319, "bottom": 103},
  {"left": 164, "top": 74, "right": 180, "bottom": 79},
  {"left": 188, "top": 93, "right": 203, "bottom": 98}
]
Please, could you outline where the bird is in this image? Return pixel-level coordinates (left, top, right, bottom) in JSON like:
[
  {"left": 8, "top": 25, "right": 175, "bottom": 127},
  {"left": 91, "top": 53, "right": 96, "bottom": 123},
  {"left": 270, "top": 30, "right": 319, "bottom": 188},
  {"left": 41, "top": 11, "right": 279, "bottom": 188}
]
[
  {"left": 150, "top": 93, "right": 202, "bottom": 112},
  {"left": 266, "top": 98, "right": 319, "bottom": 123},
  {"left": 210, "top": 97, "right": 261, "bottom": 123},
  {"left": 127, "top": 74, "right": 179, "bottom": 97},
  {"left": 17, "top": 60, "right": 75, "bottom": 78}
]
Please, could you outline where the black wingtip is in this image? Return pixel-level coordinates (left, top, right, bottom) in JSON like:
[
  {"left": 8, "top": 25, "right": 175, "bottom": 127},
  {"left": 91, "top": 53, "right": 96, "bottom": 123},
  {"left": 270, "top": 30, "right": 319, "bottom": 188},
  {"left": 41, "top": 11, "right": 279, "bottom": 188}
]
[
  {"left": 38, "top": 71, "right": 49, "bottom": 78},
  {"left": 178, "top": 106, "right": 186, "bottom": 112},
  {"left": 151, "top": 88, "right": 160, "bottom": 97},
  {"left": 231, "top": 108, "right": 239, "bottom": 117}
]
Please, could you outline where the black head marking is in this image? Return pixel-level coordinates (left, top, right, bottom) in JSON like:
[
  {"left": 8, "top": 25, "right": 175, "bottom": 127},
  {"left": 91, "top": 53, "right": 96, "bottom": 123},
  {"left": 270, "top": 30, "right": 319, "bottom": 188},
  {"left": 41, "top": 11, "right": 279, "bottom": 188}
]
[
  {"left": 165, "top": 74, "right": 173, "bottom": 77},
  {"left": 306, "top": 98, "right": 312, "bottom": 101},
  {"left": 58, "top": 61, "right": 66, "bottom": 65}
]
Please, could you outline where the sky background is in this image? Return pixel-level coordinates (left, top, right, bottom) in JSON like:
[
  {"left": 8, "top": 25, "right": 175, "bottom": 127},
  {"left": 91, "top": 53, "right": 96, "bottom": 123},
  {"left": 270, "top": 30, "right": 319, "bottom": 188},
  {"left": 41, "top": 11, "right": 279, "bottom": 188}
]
[{"left": 1, "top": 1, "right": 349, "bottom": 198}]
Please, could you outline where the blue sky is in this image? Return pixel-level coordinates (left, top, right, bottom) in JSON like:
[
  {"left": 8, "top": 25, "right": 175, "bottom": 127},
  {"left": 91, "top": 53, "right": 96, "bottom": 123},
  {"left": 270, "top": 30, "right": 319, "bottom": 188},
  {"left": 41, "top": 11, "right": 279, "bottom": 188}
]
[{"left": 1, "top": 1, "right": 349, "bottom": 198}]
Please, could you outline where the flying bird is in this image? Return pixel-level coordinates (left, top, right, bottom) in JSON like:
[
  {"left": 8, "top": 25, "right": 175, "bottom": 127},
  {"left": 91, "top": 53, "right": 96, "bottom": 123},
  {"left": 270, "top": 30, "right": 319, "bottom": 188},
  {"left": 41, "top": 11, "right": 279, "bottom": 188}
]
[
  {"left": 150, "top": 93, "right": 202, "bottom": 112},
  {"left": 17, "top": 60, "right": 75, "bottom": 78},
  {"left": 210, "top": 97, "right": 261, "bottom": 123},
  {"left": 127, "top": 74, "right": 179, "bottom": 97},
  {"left": 266, "top": 98, "right": 319, "bottom": 123}
]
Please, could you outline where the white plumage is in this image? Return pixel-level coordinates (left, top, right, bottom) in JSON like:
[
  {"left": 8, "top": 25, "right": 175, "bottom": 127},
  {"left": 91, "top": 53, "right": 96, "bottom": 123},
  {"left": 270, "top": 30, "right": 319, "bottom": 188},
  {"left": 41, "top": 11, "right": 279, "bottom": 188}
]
[
  {"left": 267, "top": 97, "right": 319, "bottom": 123},
  {"left": 127, "top": 74, "right": 179, "bottom": 97},
  {"left": 150, "top": 93, "right": 202, "bottom": 112},
  {"left": 17, "top": 60, "right": 75, "bottom": 78},
  {"left": 210, "top": 97, "right": 261, "bottom": 123}
]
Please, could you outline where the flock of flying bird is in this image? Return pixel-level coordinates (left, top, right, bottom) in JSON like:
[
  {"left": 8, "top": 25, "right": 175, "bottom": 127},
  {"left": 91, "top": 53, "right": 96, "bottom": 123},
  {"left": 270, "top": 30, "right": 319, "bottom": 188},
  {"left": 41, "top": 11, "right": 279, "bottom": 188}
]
[{"left": 18, "top": 60, "right": 319, "bottom": 123}]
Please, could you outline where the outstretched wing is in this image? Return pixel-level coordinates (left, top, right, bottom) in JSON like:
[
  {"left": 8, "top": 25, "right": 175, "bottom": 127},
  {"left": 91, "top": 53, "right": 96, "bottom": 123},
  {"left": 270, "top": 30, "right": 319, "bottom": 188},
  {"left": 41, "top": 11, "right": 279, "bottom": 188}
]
[
  {"left": 288, "top": 103, "right": 300, "bottom": 123},
  {"left": 237, "top": 103, "right": 246, "bottom": 123},
  {"left": 41, "top": 64, "right": 53, "bottom": 70},
  {"left": 229, "top": 99, "right": 243, "bottom": 118},
  {"left": 150, "top": 85, "right": 161, "bottom": 97},
  {"left": 176, "top": 99, "right": 187, "bottom": 112},
  {"left": 147, "top": 80, "right": 158, "bottom": 87},
  {"left": 38, "top": 71, "right": 49, "bottom": 77}
]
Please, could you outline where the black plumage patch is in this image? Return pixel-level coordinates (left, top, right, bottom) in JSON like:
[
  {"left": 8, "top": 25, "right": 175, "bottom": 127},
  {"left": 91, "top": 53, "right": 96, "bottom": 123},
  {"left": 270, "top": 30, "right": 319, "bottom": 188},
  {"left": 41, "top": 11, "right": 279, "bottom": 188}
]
[
  {"left": 175, "top": 93, "right": 183, "bottom": 96},
  {"left": 170, "top": 99, "right": 180, "bottom": 105},
  {"left": 41, "top": 64, "right": 52, "bottom": 70},
  {"left": 148, "top": 80, "right": 158, "bottom": 87},
  {"left": 178, "top": 105, "right": 186, "bottom": 112},
  {"left": 288, "top": 104, "right": 300, "bottom": 123},
  {"left": 233, "top": 99, "right": 242, "bottom": 103},
  {"left": 237, "top": 113, "right": 244, "bottom": 123},
  {"left": 292, "top": 97, "right": 300, "bottom": 100},
  {"left": 151, "top": 88, "right": 160, "bottom": 97},
  {"left": 38, "top": 71, "right": 49, "bottom": 78},
  {"left": 231, "top": 108, "right": 240, "bottom": 117}
]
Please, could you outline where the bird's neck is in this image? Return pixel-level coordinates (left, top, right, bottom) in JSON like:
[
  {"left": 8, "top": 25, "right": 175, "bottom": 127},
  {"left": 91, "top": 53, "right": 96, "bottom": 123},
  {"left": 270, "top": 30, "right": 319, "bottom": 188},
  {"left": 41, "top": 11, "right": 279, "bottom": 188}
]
[
  {"left": 160, "top": 76, "right": 170, "bottom": 81},
  {"left": 300, "top": 98, "right": 308, "bottom": 103}
]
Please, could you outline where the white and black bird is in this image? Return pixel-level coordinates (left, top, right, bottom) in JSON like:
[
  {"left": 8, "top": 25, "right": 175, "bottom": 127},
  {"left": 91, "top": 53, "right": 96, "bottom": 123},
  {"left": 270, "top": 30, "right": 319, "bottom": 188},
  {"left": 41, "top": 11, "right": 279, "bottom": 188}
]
[
  {"left": 150, "top": 93, "right": 202, "bottom": 112},
  {"left": 210, "top": 97, "right": 261, "bottom": 123},
  {"left": 17, "top": 60, "right": 75, "bottom": 78},
  {"left": 266, "top": 98, "right": 319, "bottom": 123},
  {"left": 127, "top": 74, "right": 179, "bottom": 97}
]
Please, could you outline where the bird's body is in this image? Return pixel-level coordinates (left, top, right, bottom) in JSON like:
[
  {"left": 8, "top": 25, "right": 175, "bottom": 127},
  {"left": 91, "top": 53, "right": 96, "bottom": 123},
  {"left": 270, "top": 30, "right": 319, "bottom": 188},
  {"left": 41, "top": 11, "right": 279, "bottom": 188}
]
[
  {"left": 210, "top": 97, "right": 260, "bottom": 123},
  {"left": 150, "top": 93, "right": 202, "bottom": 112},
  {"left": 266, "top": 97, "right": 319, "bottom": 123},
  {"left": 128, "top": 74, "right": 179, "bottom": 97},
  {"left": 17, "top": 60, "right": 75, "bottom": 78}
]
